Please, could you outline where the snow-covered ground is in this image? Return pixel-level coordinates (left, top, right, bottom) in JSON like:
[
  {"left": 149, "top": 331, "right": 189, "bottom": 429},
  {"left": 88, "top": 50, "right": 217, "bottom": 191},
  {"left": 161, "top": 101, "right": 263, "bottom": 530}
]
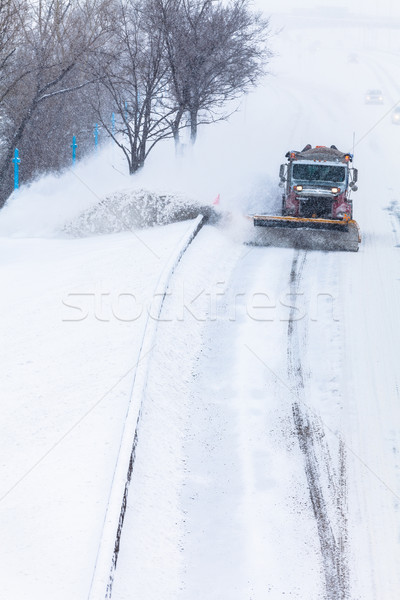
[
  {"left": 2, "top": 10, "right": 400, "bottom": 600},
  {"left": 0, "top": 222, "right": 203, "bottom": 600}
]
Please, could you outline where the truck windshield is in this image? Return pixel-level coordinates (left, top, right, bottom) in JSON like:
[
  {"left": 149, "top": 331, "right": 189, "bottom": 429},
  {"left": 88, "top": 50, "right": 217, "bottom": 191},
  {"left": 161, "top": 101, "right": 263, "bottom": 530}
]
[{"left": 292, "top": 164, "right": 346, "bottom": 183}]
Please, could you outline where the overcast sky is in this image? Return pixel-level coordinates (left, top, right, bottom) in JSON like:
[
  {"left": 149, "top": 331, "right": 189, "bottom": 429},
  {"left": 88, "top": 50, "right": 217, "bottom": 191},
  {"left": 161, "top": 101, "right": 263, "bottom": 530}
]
[{"left": 253, "top": 0, "right": 399, "bottom": 18}]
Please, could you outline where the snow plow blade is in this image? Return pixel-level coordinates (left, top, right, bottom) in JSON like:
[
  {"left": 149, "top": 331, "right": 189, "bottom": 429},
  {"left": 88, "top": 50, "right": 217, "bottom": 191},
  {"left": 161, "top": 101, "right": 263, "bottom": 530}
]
[{"left": 251, "top": 215, "right": 361, "bottom": 252}]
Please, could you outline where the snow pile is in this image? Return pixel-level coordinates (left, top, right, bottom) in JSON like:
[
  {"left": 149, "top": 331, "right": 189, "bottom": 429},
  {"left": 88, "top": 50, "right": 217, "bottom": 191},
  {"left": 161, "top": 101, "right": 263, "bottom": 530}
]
[{"left": 64, "top": 188, "right": 217, "bottom": 236}]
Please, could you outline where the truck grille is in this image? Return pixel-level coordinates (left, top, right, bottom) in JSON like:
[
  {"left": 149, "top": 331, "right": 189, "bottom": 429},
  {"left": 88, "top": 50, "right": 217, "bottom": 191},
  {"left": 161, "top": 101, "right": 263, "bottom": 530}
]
[{"left": 299, "top": 196, "right": 332, "bottom": 218}]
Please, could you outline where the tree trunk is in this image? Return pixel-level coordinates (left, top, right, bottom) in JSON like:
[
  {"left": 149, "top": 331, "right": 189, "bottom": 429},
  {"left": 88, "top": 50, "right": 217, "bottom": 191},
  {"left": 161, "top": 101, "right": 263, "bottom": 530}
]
[
  {"left": 190, "top": 107, "right": 198, "bottom": 144},
  {"left": 171, "top": 105, "right": 185, "bottom": 154}
]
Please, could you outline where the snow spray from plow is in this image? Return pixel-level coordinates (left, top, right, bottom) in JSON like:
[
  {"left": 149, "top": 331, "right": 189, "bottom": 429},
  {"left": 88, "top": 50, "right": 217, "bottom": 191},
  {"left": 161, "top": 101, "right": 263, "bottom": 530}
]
[{"left": 87, "top": 215, "right": 205, "bottom": 600}]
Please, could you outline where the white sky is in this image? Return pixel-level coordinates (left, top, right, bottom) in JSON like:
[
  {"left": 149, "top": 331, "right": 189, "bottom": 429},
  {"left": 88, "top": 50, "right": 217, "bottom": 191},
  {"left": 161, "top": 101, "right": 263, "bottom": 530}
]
[{"left": 253, "top": 0, "right": 400, "bottom": 18}]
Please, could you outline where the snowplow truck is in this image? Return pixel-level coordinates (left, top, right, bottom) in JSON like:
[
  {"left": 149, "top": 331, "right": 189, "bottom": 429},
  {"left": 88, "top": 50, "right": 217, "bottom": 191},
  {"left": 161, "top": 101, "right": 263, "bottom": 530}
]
[{"left": 253, "top": 145, "right": 361, "bottom": 252}]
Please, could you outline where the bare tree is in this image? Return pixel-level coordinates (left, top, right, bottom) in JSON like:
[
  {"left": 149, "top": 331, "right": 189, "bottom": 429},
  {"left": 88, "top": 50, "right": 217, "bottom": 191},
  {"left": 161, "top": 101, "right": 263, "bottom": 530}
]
[
  {"left": 17, "top": 78, "right": 107, "bottom": 181},
  {"left": 0, "top": 0, "right": 112, "bottom": 206},
  {"left": 0, "top": 1, "right": 25, "bottom": 158},
  {"left": 0, "top": 0, "right": 273, "bottom": 203},
  {"left": 0, "top": 0, "right": 24, "bottom": 93},
  {"left": 156, "top": 0, "right": 271, "bottom": 146},
  {"left": 91, "top": 0, "right": 175, "bottom": 174}
]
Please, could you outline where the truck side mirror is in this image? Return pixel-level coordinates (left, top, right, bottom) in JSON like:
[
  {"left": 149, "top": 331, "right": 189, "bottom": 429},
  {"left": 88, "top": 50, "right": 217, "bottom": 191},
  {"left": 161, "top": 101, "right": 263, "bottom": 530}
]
[
  {"left": 279, "top": 164, "right": 285, "bottom": 181},
  {"left": 352, "top": 168, "right": 358, "bottom": 183}
]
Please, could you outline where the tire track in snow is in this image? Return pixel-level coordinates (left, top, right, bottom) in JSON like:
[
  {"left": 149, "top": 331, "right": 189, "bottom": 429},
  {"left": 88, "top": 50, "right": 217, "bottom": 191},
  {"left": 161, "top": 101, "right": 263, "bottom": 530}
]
[{"left": 287, "top": 249, "right": 349, "bottom": 600}]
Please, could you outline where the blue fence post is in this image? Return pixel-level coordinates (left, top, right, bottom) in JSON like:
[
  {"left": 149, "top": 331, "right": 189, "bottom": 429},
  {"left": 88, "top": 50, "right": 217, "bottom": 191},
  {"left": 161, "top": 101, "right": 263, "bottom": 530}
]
[
  {"left": 71, "top": 135, "right": 77, "bottom": 164},
  {"left": 111, "top": 112, "right": 115, "bottom": 135},
  {"left": 12, "top": 148, "right": 20, "bottom": 190},
  {"left": 94, "top": 123, "right": 99, "bottom": 150}
]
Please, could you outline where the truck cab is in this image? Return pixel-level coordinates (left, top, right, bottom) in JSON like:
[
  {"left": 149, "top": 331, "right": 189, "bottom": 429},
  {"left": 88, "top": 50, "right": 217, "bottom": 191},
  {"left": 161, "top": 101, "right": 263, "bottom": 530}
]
[{"left": 279, "top": 145, "right": 358, "bottom": 221}]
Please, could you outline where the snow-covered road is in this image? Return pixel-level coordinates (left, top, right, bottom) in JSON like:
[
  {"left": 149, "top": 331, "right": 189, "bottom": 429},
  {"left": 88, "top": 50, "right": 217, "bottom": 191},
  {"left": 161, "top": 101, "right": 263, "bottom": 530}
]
[
  {"left": 111, "top": 22, "right": 400, "bottom": 600},
  {"left": 112, "top": 222, "right": 400, "bottom": 598}
]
